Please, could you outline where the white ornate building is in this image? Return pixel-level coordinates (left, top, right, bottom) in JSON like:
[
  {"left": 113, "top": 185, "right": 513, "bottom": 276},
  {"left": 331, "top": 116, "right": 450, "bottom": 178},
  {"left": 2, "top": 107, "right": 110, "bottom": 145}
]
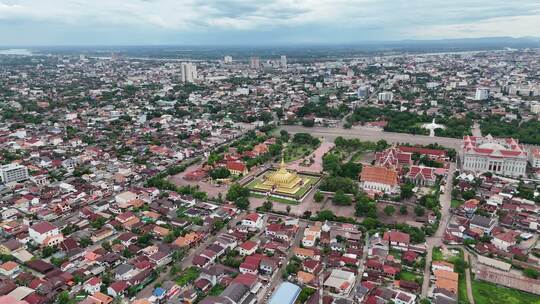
[{"left": 462, "top": 135, "right": 527, "bottom": 177}]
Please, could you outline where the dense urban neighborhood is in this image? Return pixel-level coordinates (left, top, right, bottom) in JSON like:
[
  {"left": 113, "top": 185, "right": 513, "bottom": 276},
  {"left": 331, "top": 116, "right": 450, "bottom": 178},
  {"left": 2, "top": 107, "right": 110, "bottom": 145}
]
[{"left": 0, "top": 47, "right": 540, "bottom": 304}]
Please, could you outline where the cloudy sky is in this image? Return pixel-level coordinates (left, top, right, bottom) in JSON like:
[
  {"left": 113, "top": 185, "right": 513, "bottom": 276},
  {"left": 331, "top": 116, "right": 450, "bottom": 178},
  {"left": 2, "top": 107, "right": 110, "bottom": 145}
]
[{"left": 1, "top": 0, "right": 539, "bottom": 45}]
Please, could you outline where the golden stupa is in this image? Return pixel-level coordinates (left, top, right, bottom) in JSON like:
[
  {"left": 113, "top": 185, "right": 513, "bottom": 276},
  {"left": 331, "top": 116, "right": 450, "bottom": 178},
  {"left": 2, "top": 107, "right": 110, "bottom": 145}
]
[{"left": 254, "top": 158, "right": 304, "bottom": 195}]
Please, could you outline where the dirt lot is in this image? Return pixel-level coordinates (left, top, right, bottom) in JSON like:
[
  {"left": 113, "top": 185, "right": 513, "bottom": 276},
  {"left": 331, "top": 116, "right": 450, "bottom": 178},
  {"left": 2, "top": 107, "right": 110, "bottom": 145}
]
[
  {"left": 376, "top": 202, "right": 425, "bottom": 228},
  {"left": 169, "top": 162, "right": 229, "bottom": 199}
]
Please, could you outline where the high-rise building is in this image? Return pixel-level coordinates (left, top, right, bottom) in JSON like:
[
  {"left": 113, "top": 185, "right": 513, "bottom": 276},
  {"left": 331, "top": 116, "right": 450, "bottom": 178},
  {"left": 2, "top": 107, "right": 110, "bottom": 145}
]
[
  {"left": 249, "top": 57, "right": 261, "bottom": 69},
  {"left": 530, "top": 102, "right": 540, "bottom": 114},
  {"left": 0, "top": 164, "right": 29, "bottom": 184},
  {"left": 475, "top": 87, "right": 489, "bottom": 100},
  {"left": 378, "top": 92, "right": 393, "bottom": 102},
  {"left": 462, "top": 135, "right": 527, "bottom": 177},
  {"left": 224, "top": 56, "right": 233, "bottom": 64},
  {"left": 280, "top": 55, "right": 287, "bottom": 68},
  {"left": 181, "top": 63, "right": 197, "bottom": 83},
  {"left": 357, "top": 86, "right": 369, "bottom": 98}
]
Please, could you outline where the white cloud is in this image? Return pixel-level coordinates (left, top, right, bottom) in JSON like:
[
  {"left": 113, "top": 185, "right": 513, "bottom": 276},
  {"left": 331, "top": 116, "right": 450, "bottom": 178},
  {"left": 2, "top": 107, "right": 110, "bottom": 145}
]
[
  {"left": 0, "top": 0, "right": 539, "bottom": 42},
  {"left": 408, "top": 14, "right": 540, "bottom": 39}
]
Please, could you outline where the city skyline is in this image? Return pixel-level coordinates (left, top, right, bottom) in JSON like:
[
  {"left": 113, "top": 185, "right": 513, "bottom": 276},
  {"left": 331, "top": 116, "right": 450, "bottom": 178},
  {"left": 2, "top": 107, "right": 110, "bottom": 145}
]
[{"left": 0, "top": 0, "right": 539, "bottom": 46}]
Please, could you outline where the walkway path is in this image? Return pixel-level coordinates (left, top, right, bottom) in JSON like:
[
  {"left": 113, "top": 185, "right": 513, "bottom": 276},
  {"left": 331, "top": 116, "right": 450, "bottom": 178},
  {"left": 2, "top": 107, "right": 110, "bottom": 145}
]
[
  {"left": 464, "top": 251, "right": 476, "bottom": 304},
  {"left": 421, "top": 162, "right": 457, "bottom": 298},
  {"left": 472, "top": 122, "right": 482, "bottom": 137}
]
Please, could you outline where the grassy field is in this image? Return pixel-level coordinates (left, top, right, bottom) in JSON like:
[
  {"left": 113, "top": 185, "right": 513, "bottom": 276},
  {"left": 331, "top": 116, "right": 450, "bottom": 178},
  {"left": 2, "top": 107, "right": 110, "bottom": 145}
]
[
  {"left": 458, "top": 273, "right": 470, "bottom": 304},
  {"left": 283, "top": 144, "right": 317, "bottom": 162},
  {"left": 245, "top": 178, "right": 261, "bottom": 189},
  {"left": 432, "top": 246, "right": 444, "bottom": 261},
  {"left": 472, "top": 280, "right": 540, "bottom": 304},
  {"left": 250, "top": 193, "right": 299, "bottom": 205},
  {"left": 295, "top": 175, "right": 318, "bottom": 197},
  {"left": 451, "top": 199, "right": 464, "bottom": 208},
  {"left": 397, "top": 271, "right": 419, "bottom": 282}
]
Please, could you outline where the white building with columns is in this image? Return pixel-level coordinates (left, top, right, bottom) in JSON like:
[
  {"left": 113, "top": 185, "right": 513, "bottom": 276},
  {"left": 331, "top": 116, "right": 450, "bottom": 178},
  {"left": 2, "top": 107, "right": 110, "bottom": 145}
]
[{"left": 462, "top": 135, "right": 527, "bottom": 177}]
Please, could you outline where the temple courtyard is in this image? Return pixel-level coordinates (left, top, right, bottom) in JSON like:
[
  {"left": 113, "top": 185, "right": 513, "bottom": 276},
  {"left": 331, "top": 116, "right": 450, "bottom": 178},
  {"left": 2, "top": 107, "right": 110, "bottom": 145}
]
[{"left": 245, "top": 160, "right": 322, "bottom": 204}]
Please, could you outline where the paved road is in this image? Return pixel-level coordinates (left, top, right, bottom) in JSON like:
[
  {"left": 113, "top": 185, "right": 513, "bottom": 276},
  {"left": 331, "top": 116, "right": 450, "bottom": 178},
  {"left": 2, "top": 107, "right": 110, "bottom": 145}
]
[
  {"left": 136, "top": 215, "right": 244, "bottom": 299},
  {"left": 259, "top": 220, "right": 307, "bottom": 302},
  {"left": 280, "top": 125, "right": 462, "bottom": 150},
  {"left": 472, "top": 122, "right": 482, "bottom": 137},
  {"left": 421, "top": 162, "right": 457, "bottom": 298}
]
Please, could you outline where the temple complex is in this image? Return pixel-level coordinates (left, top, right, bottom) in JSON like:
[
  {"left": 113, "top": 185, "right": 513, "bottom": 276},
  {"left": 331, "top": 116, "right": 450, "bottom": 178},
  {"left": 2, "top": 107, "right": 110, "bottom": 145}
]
[{"left": 253, "top": 159, "right": 305, "bottom": 195}]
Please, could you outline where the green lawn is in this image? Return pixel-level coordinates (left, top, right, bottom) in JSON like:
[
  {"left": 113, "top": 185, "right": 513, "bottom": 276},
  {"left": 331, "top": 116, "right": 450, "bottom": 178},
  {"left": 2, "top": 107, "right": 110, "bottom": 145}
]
[
  {"left": 176, "top": 267, "right": 200, "bottom": 286},
  {"left": 295, "top": 175, "right": 318, "bottom": 197},
  {"left": 472, "top": 280, "right": 540, "bottom": 304},
  {"left": 432, "top": 246, "right": 444, "bottom": 261},
  {"left": 451, "top": 199, "right": 464, "bottom": 208},
  {"left": 250, "top": 192, "right": 299, "bottom": 205},
  {"left": 245, "top": 178, "right": 261, "bottom": 189},
  {"left": 208, "top": 284, "right": 226, "bottom": 296},
  {"left": 397, "top": 271, "right": 418, "bottom": 282},
  {"left": 458, "top": 273, "right": 470, "bottom": 304},
  {"left": 284, "top": 144, "right": 317, "bottom": 162},
  {"left": 350, "top": 151, "right": 365, "bottom": 162}
]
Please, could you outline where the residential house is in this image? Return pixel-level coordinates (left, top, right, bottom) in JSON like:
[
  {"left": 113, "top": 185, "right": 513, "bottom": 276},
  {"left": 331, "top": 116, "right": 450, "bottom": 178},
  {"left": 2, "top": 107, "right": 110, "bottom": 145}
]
[
  {"left": 238, "top": 241, "right": 258, "bottom": 256},
  {"left": 491, "top": 230, "right": 519, "bottom": 251},
  {"left": 241, "top": 213, "right": 263, "bottom": 230},
  {"left": 28, "top": 222, "right": 64, "bottom": 247},
  {"left": 470, "top": 215, "right": 497, "bottom": 235},
  {"left": 383, "top": 230, "right": 410, "bottom": 251}
]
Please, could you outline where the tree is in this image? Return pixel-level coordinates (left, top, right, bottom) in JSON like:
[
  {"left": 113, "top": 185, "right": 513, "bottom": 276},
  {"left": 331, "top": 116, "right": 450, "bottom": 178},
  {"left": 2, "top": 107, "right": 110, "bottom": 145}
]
[
  {"left": 333, "top": 190, "right": 352, "bottom": 205},
  {"left": 338, "top": 162, "right": 362, "bottom": 179},
  {"left": 213, "top": 219, "right": 225, "bottom": 231},
  {"left": 314, "top": 210, "right": 336, "bottom": 221},
  {"left": 320, "top": 176, "right": 358, "bottom": 194},
  {"left": 453, "top": 258, "right": 469, "bottom": 274},
  {"left": 286, "top": 205, "right": 291, "bottom": 214},
  {"left": 400, "top": 182, "right": 415, "bottom": 199},
  {"left": 322, "top": 153, "right": 341, "bottom": 174},
  {"left": 42, "top": 246, "right": 57, "bottom": 258},
  {"left": 280, "top": 130, "right": 290, "bottom": 142},
  {"left": 462, "top": 190, "right": 475, "bottom": 200},
  {"left": 90, "top": 217, "right": 107, "bottom": 229},
  {"left": 262, "top": 201, "right": 273, "bottom": 212},
  {"left": 292, "top": 133, "right": 319, "bottom": 146},
  {"left": 302, "top": 119, "right": 315, "bottom": 127},
  {"left": 226, "top": 183, "right": 250, "bottom": 201},
  {"left": 56, "top": 291, "right": 70, "bottom": 304},
  {"left": 209, "top": 167, "right": 231, "bottom": 179},
  {"left": 384, "top": 205, "right": 396, "bottom": 216},
  {"left": 314, "top": 191, "right": 324, "bottom": 203},
  {"left": 400, "top": 205, "right": 408, "bottom": 215},
  {"left": 137, "top": 233, "right": 152, "bottom": 246},
  {"left": 362, "top": 217, "right": 381, "bottom": 230},
  {"left": 414, "top": 206, "right": 425, "bottom": 217},
  {"left": 524, "top": 268, "right": 539, "bottom": 279},
  {"left": 234, "top": 196, "right": 250, "bottom": 210},
  {"left": 79, "top": 237, "right": 92, "bottom": 248},
  {"left": 259, "top": 111, "right": 274, "bottom": 123},
  {"left": 376, "top": 139, "right": 389, "bottom": 151}
]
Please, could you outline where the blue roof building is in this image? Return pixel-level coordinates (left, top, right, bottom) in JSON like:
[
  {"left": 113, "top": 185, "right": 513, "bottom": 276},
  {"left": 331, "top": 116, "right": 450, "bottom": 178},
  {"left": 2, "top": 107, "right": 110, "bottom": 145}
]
[
  {"left": 153, "top": 287, "right": 166, "bottom": 298},
  {"left": 269, "top": 282, "right": 301, "bottom": 304}
]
